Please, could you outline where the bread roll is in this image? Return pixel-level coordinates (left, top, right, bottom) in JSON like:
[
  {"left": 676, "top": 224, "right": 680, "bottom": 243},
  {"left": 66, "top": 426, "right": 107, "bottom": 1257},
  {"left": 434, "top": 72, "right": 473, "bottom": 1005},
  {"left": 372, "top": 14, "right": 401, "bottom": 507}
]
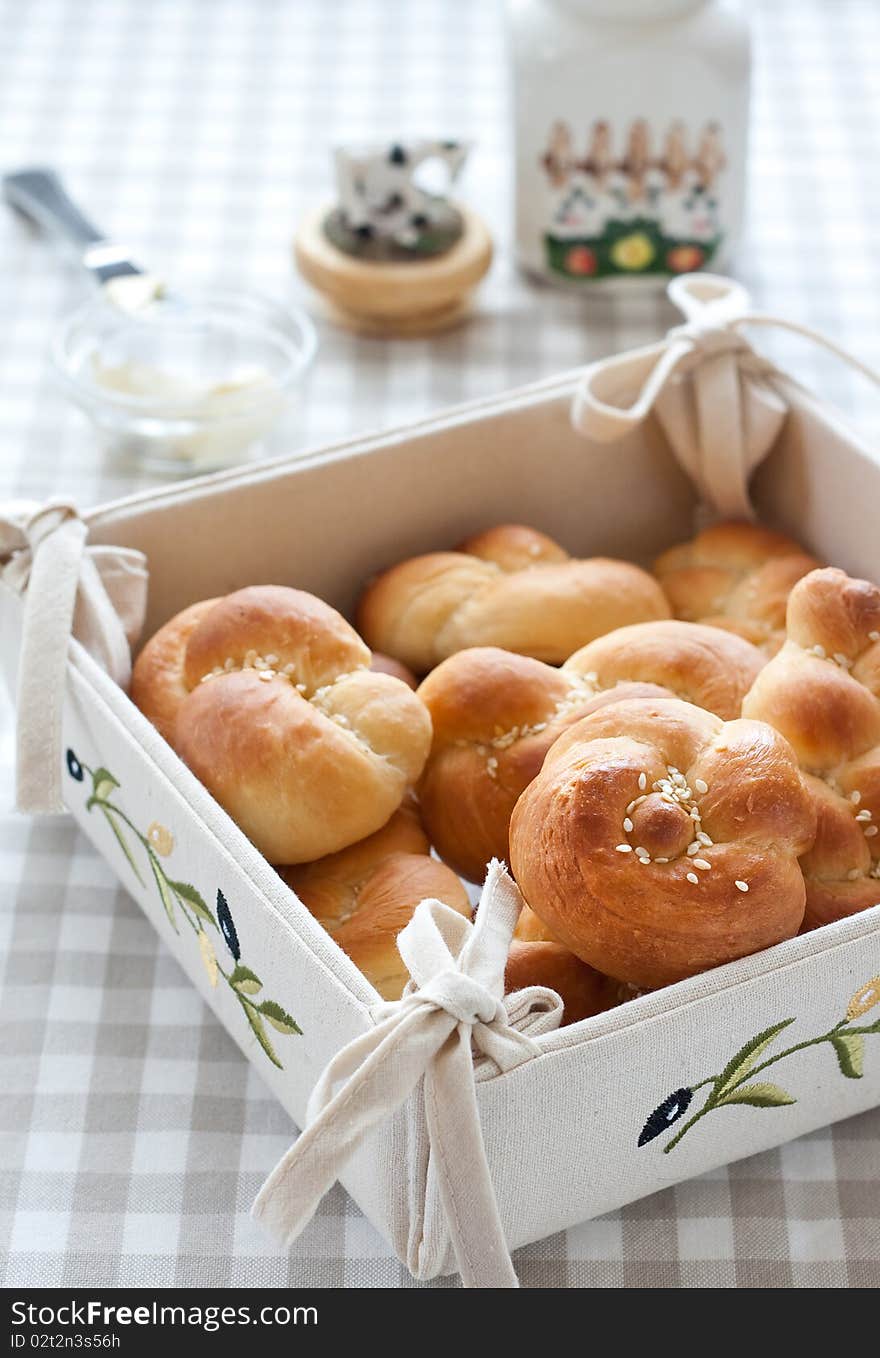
[
  {"left": 131, "top": 586, "right": 432, "bottom": 864},
  {"left": 416, "top": 622, "right": 764, "bottom": 882},
  {"left": 358, "top": 523, "right": 670, "bottom": 672},
  {"left": 505, "top": 940, "right": 622, "bottom": 1027},
  {"left": 654, "top": 520, "right": 820, "bottom": 654},
  {"left": 509, "top": 697, "right": 816, "bottom": 988},
  {"left": 279, "top": 803, "right": 471, "bottom": 999},
  {"left": 370, "top": 651, "right": 418, "bottom": 688},
  {"left": 742, "top": 567, "right": 880, "bottom": 928}
]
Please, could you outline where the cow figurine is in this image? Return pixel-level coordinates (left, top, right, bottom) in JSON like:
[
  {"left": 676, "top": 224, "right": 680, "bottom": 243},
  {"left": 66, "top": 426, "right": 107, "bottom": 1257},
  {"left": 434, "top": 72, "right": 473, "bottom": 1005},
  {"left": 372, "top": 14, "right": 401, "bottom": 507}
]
[
  {"left": 294, "top": 137, "right": 492, "bottom": 333},
  {"left": 332, "top": 139, "right": 471, "bottom": 255}
]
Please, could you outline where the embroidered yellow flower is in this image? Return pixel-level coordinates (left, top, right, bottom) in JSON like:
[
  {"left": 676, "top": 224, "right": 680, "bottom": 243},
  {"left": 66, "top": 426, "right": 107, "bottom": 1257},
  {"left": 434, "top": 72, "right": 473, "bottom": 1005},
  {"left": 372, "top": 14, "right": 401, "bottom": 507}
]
[
  {"left": 147, "top": 821, "right": 174, "bottom": 857},
  {"left": 198, "top": 928, "right": 218, "bottom": 988},
  {"left": 847, "top": 976, "right": 880, "bottom": 1020},
  {"left": 611, "top": 232, "right": 655, "bottom": 271}
]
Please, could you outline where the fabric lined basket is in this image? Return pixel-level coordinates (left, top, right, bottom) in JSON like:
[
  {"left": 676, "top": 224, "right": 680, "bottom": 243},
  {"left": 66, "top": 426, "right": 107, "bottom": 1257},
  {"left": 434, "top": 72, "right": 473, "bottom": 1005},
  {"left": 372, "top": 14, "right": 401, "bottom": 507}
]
[{"left": 2, "top": 276, "right": 880, "bottom": 1287}]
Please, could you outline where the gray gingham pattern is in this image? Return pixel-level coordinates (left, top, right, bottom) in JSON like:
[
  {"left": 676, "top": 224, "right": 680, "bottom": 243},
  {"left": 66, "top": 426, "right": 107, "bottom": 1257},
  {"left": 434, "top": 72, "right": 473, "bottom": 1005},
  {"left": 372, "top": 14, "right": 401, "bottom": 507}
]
[{"left": 1, "top": 0, "right": 879, "bottom": 1289}]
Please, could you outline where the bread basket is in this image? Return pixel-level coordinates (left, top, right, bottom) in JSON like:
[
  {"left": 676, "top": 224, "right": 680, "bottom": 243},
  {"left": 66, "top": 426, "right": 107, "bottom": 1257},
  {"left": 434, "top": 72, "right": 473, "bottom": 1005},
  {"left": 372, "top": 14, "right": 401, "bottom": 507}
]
[{"left": 2, "top": 276, "right": 879, "bottom": 1287}]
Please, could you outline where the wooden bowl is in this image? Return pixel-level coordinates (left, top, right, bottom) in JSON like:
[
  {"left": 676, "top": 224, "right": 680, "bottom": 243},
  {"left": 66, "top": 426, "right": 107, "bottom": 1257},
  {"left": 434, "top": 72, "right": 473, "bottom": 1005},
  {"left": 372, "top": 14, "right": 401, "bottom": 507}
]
[{"left": 294, "top": 203, "right": 493, "bottom": 336}]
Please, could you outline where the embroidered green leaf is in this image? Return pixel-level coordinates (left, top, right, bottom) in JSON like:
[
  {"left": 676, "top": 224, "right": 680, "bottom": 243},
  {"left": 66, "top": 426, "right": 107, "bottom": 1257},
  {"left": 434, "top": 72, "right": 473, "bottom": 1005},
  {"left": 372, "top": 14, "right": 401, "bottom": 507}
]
[
  {"left": 717, "top": 1082, "right": 796, "bottom": 1109},
  {"left": 99, "top": 807, "right": 145, "bottom": 886},
  {"left": 713, "top": 1019, "right": 796, "bottom": 1099},
  {"left": 831, "top": 1033, "right": 864, "bottom": 1079},
  {"left": 239, "top": 999, "right": 282, "bottom": 1068},
  {"left": 148, "top": 853, "right": 178, "bottom": 933},
  {"left": 229, "top": 965, "right": 263, "bottom": 996},
  {"left": 168, "top": 880, "right": 216, "bottom": 927},
  {"left": 90, "top": 767, "right": 119, "bottom": 802},
  {"left": 258, "top": 999, "right": 302, "bottom": 1035}
]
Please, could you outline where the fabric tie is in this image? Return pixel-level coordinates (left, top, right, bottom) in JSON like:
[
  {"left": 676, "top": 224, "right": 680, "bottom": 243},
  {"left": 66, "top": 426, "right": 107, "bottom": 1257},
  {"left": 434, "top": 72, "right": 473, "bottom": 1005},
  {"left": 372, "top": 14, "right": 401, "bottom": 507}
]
[
  {"left": 253, "top": 859, "right": 563, "bottom": 1288},
  {"left": 571, "top": 273, "right": 880, "bottom": 519},
  {"left": 0, "top": 499, "right": 148, "bottom": 813}
]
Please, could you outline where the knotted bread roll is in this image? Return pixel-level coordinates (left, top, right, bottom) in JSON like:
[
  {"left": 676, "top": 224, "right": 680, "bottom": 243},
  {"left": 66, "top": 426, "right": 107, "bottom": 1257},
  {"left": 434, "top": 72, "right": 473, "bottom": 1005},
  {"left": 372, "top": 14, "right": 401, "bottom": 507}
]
[
  {"left": 417, "top": 621, "right": 764, "bottom": 881},
  {"left": 505, "top": 906, "right": 624, "bottom": 1026},
  {"left": 742, "top": 567, "right": 880, "bottom": 929},
  {"left": 654, "top": 520, "right": 820, "bottom": 654},
  {"left": 509, "top": 697, "right": 816, "bottom": 988},
  {"left": 279, "top": 801, "right": 471, "bottom": 999},
  {"left": 357, "top": 523, "right": 670, "bottom": 673},
  {"left": 131, "top": 586, "right": 432, "bottom": 864}
]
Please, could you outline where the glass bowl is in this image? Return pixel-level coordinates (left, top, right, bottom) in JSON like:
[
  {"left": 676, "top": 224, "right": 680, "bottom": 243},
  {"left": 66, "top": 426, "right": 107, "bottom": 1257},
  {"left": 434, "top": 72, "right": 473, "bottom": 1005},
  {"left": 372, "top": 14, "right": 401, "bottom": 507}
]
[{"left": 52, "top": 286, "right": 317, "bottom": 474}]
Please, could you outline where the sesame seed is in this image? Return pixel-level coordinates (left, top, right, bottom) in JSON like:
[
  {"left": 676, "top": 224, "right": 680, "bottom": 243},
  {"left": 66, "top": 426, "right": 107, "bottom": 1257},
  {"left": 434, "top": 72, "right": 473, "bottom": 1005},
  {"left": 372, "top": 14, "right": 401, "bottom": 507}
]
[
  {"left": 637, "top": 856, "right": 651, "bottom": 865},
  {"left": 866, "top": 826, "right": 878, "bottom": 838},
  {"left": 834, "top": 652, "right": 852, "bottom": 669},
  {"left": 811, "top": 644, "right": 826, "bottom": 658},
  {"left": 655, "top": 857, "right": 669, "bottom": 864},
  {"left": 693, "top": 859, "right": 712, "bottom": 871},
  {"left": 265, "top": 654, "right": 278, "bottom": 666},
  {"left": 851, "top": 790, "right": 862, "bottom": 805},
  {"left": 626, "top": 801, "right": 637, "bottom": 815},
  {"left": 224, "top": 658, "right": 235, "bottom": 671},
  {"left": 635, "top": 846, "right": 649, "bottom": 857},
  {"left": 694, "top": 778, "right": 709, "bottom": 795},
  {"left": 697, "top": 832, "right": 713, "bottom": 846},
  {"left": 687, "top": 842, "right": 700, "bottom": 855},
  {"left": 686, "top": 872, "right": 699, "bottom": 885},
  {"left": 257, "top": 670, "right": 274, "bottom": 682},
  {"left": 638, "top": 773, "right": 647, "bottom": 791},
  {"left": 848, "top": 869, "right": 860, "bottom": 881},
  {"left": 623, "top": 817, "right": 634, "bottom": 832},
  {"left": 869, "top": 631, "right": 880, "bottom": 642},
  {"left": 295, "top": 682, "right": 307, "bottom": 693},
  {"left": 615, "top": 844, "right": 633, "bottom": 854},
  {"left": 735, "top": 880, "right": 749, "bottom": 893},
  {"left": 856, "top": 809, "right": 872, "bottom": 822}
]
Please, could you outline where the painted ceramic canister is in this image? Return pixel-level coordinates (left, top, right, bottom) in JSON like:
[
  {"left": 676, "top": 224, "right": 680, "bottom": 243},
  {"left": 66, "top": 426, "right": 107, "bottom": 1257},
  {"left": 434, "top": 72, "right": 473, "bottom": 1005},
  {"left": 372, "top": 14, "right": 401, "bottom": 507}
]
[{"left": 509, "top": 0, "right": 751, "bottom": 292}]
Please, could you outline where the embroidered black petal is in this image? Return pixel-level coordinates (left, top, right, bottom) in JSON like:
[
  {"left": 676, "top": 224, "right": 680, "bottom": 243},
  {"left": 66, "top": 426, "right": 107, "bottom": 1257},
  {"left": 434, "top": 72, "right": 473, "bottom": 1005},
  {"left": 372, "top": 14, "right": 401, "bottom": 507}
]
[
  {"left": 216, "top": 889, "right": 240, "bottom": 960},
  {"left": 66, "top": 749, "right": 84, "bottom": 782},
  {"left": 637, "top": 1087, "right": 693, "bottom": 1146}
]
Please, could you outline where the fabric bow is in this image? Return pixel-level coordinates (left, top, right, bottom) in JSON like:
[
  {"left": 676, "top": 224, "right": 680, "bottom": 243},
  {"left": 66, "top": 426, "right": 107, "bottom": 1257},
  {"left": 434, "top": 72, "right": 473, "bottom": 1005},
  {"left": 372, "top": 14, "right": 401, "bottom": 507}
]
[
  {"left": 253, "top": 859, "right": 563, "bottom": 1288},
  {"left": 0, "top": 499, "right": 148, "bottom": 812},
  {"left": 572, "top": 273, "right": 880, "bottom": 519}
]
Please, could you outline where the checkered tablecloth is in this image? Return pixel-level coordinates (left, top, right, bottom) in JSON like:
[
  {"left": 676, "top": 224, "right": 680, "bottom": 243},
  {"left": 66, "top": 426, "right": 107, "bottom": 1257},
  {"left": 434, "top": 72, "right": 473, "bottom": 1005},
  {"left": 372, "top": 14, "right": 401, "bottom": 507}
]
[{"left": 2, "top": 0, "right": 879, "bottom": 1289}]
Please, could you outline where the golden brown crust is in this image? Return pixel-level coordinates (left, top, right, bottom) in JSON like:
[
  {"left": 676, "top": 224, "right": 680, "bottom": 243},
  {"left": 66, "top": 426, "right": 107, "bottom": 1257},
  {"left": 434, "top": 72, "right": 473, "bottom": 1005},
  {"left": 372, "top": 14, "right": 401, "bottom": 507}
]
[
  {"left": 357, "top": 524, "right": 670, "bottom": 672},
  {"left": 654, "top": 521, "right": 821, "bottom": 654},
  {"left": 279, "top": 806, "right": 471, "bottom": 999},
  {"left": 131, "top": 586, "right": 432, "bottom": 864},
  {"left": 415, "top": 622, "right": 764, "bottom": 883},
  {"left": 130, "top": 598, "right": 220, "bottom": 744},
  {"left": 742, "top": 567, "right": 880, "bottom": 928},
  {"left": 509, "top": 697, "right": 816, "bottom": 988},
  {"left": 564, "top": 620, "right": 764, "bottom": 720},
  {"left": 504, "top": 940, "right": 622, "bottom": 1027}
]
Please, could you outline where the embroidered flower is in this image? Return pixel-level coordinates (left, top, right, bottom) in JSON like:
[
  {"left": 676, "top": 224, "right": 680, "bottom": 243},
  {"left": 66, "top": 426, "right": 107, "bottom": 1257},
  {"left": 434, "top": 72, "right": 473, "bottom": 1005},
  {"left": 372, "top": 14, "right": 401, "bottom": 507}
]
[
  {"left": 638, "top": 1088, "right": 693, "bottom": 1146},
  {"left": 66, "top": 749, "right": 84, "bottom": 782},
  {"left": 847, "top": 977, "right": 880, "bottom": 1020},
  {"left": 146, "top": 821, "right": 174, "bottom": 857},
  {"left": 217, "top": 889, "right": 240, "bottom": 960},
  {"left": 198, "top": 929, "right": 218, "bottom": 988}
]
